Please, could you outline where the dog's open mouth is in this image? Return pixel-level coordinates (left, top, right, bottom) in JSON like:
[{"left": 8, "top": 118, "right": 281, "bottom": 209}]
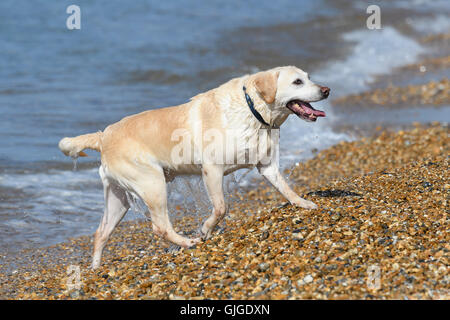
[{"left": 286, "top": 100, "right": 326, "bottom": 122}]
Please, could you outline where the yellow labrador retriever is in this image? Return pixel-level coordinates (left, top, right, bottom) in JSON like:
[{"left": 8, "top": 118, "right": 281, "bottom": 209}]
[{"left": 59, "top": 66, "right": 330, "bottom": 268}]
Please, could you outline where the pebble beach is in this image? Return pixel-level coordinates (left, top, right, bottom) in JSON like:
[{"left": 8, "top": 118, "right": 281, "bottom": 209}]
[{"left": 0, "top": 122, "right": 447, "bottom": 300}]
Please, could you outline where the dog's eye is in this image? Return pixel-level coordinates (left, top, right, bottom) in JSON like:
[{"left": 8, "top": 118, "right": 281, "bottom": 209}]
[{"left": 293, "top": 79, "right": 303, "bottom": 85}]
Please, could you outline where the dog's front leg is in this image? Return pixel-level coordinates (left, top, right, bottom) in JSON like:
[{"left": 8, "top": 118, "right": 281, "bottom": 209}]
[{"left": 257, "top": 162, "right": 317, "bottom": 209}]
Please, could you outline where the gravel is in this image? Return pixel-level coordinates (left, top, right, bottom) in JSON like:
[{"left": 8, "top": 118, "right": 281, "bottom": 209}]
[{"left": 0, "top": 122, "right": 447, "bottom": 300}]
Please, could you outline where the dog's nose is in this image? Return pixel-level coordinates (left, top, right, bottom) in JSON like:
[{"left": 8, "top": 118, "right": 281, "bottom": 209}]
[{"left": 321, "top": 86, "right": 330, "bottom": 97}]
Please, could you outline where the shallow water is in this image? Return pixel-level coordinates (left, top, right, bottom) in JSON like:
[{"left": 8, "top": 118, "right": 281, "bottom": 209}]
[{"left": 0, "top": 0, "right": 449, "bottom": 254}]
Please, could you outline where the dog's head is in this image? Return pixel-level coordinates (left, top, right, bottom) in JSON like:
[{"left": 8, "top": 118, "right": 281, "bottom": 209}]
[{"left": 251, "top": 66, "right": 330, "bottom": 122}]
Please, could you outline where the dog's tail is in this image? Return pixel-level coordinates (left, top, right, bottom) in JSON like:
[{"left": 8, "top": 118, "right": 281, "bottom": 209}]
[{"left": 58, "top": 131, "right": 102, "bottom": 158}]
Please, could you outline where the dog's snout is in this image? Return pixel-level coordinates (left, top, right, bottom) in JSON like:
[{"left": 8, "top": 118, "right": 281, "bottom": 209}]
[{"left": 320, "top": 86, "right": 330, "bottom": 98}]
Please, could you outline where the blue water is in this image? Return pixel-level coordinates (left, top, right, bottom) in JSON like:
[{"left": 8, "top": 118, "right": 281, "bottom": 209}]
[{"left": 0, "top": 0, "right": 448, "bottom": 253}]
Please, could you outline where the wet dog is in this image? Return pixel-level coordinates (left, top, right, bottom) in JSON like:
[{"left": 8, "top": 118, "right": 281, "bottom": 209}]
[{"left": 59, "top": 66, "right": 330, "bottom": 268}]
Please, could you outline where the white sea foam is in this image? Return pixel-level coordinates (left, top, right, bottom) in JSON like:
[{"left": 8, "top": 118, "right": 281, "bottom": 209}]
[
  {"left": 0, "top": 168, "right": 103, "bottom": 215},
  {"left": 389, "top": 0, "right": 450, "bottom": 12},
  {"left": 406, "top": 14, "right": 450, "bottom": 35},
  {"left": 0, "top": 168, "right": 105, "bottom": 251},
  {"left": 314, "top": 27, "right": 425, "bottom": 97}
]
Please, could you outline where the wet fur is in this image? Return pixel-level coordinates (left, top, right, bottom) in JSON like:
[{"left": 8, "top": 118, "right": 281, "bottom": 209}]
[{"left": 58, "top": 66, "right": 328, "bottom": 269}]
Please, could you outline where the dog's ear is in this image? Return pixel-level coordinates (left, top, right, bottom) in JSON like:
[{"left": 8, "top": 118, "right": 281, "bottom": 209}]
[{"left": 253, "top": 70, "right": 279, "bottom": 104}]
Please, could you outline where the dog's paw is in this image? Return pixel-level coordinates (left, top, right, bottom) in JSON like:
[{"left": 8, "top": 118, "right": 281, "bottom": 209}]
[
  {"left": 293, "top": 199, "right": 318, "bottom": 210},
  {"left": 200, "top": 223, "right": 215, "bottom": 240},
  {"left": 184, "top": 237, "right": 201, "bottom": 248},
  {"left": 200, "top": 229, "right": 212, "bottom": 241}
]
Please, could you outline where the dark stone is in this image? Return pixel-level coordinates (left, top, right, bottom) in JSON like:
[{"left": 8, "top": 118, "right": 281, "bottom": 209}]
[
  {"left": 307, "top": 189, "right": 362, "bottom": 198},
  {"left": 260, "top": 231, "right": 269, "bottom": 240},
  {"left": 421, "top": 181, "right": 433, "bottom": 189}
]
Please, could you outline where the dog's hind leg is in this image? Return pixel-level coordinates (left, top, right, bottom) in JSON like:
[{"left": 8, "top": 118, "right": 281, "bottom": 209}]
[
  {"left": 200, "top": 165, "right": 226, "bottom": 240},
  {"left": 92, "top": 167, "right": 130, "bottom": 269},
  {"left": 133, "top": 167, "right": 201, "bottom": 248}
]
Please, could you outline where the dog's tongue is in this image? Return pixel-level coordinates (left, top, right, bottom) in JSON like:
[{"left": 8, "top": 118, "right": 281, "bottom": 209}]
[{"left": 287, "top": 101, "right": 326, "bottom": 118}]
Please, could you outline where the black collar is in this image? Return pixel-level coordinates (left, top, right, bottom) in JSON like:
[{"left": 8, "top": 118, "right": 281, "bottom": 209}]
[{"left": 243, "top": 86, "right": 271, "bottom": 127}]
